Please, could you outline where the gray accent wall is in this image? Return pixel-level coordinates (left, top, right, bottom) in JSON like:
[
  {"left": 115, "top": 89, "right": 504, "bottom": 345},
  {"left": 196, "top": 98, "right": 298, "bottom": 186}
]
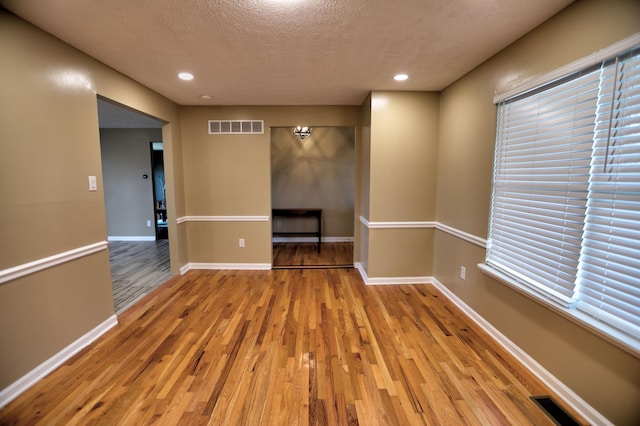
[{"left": 100, "top": 128, "right": 162, "bottom": 239}]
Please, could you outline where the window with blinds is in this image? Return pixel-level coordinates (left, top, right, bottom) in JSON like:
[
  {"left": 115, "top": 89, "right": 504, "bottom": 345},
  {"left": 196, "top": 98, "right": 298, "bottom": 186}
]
[{"left": 487, "top": 46, "right": 640, "bottom": 353}]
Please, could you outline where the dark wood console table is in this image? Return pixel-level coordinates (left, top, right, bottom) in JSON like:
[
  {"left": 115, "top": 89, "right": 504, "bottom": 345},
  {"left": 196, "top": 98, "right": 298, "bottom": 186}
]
[{"left": 272, "top": 208, "right": 322, "bottom": 252}]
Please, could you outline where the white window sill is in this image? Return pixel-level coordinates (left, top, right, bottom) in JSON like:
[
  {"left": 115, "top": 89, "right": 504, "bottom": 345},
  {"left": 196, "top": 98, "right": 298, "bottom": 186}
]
[{"left": 478, "top": 263, "right": 639, "bottom": 359}]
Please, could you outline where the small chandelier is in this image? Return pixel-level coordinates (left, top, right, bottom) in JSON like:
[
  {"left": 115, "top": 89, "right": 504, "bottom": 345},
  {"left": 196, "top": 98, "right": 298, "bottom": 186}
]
[{"left": 293, "top": 126, "right": 312, "bottom": 140}]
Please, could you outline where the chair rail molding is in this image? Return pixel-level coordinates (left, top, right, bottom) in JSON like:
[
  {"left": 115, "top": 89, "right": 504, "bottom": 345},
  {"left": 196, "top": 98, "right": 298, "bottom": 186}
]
[{"left": 0, "top": 241, "right": 108, "bottom": 285}]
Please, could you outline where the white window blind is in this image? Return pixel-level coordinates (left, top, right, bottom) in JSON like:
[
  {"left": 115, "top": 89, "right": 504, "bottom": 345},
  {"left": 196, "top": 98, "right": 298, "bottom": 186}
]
[
  {"left": 576, "top": 50, "right": 640, "bottom": 339},
  {"left": 489, "top": 70, "right": 599, "bottom": 306},
  {"left": 487, "top": 46, "right": 640, "bottom": 352}
]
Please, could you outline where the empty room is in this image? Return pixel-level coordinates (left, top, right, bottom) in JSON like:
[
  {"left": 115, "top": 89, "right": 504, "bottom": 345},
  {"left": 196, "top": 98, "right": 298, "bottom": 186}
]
[{"left": 1, "top": 1, "right": 639, "bottom": 424}]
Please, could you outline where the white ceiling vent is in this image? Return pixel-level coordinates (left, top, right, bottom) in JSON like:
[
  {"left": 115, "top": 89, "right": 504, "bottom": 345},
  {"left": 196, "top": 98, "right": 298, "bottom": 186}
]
[{"left": 208, "top": 120, "right": 264, "bottom": 135}]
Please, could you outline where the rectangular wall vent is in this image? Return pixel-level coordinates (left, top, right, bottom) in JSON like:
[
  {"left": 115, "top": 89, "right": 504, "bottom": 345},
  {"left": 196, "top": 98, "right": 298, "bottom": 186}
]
[{"left": 208, "top": 120, "right": 264, "bottom": 135}]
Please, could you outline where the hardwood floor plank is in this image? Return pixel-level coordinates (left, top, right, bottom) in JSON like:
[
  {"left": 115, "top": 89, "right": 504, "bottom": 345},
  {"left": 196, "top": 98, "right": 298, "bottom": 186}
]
[
  {"left": 0, "top": 268, "right": 588, "bottom": 425},
  {"left": 109, "top": 240, "right": 172, "bottom": 313},
  {"left": 273, "top": 242, "right": 353, "bottom": 268}
]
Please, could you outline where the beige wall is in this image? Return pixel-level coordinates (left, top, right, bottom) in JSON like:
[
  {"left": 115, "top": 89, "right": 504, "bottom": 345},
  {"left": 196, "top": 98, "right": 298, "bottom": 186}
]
[
  {"left": 271, "top": 126, "right": 355, "bottom": 238},
  {"left": 2, "top": 2, "right": 640, "bottom": 423},
  {"left": 100, "top": 128, "right": 162, "bottom": 238},
  {"left": 0, "top": 10, "right": 184, "bottom": 390},
  {"left": 179, "top": 106, "right": 360, "bottom": 265},
  {"left": 435, "top": 0, "right": 640, "bottom": 424},
  {"left": 370, "top": 92, "right": 439, "bottom": 222},
  {"left": 357, "top": 95, "right": 372, "bottom": 268},
  {"left": 364, "top": 91, "right": 439, "bottom": 278}
]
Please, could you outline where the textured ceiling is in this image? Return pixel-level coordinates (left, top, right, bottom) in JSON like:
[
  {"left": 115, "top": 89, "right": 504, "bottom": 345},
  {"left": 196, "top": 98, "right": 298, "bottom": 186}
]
[{"left": 2, "top": 0, "right": 573, "bottom": 106}]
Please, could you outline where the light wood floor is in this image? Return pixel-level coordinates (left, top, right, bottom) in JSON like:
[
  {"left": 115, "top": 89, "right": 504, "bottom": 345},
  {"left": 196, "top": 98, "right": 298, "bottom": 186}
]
[
  {"left": 273, "top": 242, "right": 353, "bottom": 268},
  {"left": 109, "top": 240, "right": 172, "bottom": 314},
  {"left": 0, "top": 268, "right": 585, "bottom": 425}
]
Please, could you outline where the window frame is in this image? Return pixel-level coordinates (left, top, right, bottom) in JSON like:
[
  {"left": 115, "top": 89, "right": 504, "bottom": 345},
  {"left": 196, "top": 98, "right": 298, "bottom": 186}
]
[{"left": 481, "top": 34, "right": 640, "bottom": 358}]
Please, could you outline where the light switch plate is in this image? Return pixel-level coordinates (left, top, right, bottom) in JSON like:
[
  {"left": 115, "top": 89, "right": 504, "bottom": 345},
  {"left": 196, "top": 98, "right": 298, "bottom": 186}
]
[{"left": 88, "top": 176, "right": 97, "bottom": 191}]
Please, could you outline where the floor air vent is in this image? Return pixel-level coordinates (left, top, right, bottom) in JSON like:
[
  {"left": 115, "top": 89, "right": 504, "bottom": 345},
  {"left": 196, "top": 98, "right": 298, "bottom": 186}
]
[
  {"left": 531, "top": 396, "right": 580, "bottom": 426},
  {"left": 208, "top": 120, "right": 264, "bottom": 135}
]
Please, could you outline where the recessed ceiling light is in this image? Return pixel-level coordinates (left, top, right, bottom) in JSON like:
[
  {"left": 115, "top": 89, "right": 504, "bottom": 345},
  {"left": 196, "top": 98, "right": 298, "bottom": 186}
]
[
  {"left": 178, "top": 72, "right": 194, "bottom": 81},
  {"left": 394, "top": 74, "right": 409, "bottom": 81},
  {"left": 200, "top": 95, "right": 212, "bottom": 100}
]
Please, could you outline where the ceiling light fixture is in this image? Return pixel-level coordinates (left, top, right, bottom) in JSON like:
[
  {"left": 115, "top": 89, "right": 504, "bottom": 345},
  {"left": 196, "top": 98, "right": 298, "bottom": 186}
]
[
  {"left": 178, "top": 72, "right": 194, "bottom": 80},
  {"left": 394, "top": 73, "right": 409, "bottom": 81},
  {"left": 200, "top": 95, "right": 212, "bottom": 100},
  {"left": 293, "top": 126, "right": 312, "bottom": 140}
]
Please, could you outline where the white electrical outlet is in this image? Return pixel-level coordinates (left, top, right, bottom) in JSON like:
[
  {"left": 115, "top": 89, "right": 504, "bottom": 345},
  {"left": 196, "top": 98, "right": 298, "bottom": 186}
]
[
  {"left": 460, "top": 266, "right": 466, "bottom": 280},
  {"left": 239, "top": 238, "right": 245, "bottom": 247},
  {"left": 147, "top": 220, "right": 152, "bottom": 227}
]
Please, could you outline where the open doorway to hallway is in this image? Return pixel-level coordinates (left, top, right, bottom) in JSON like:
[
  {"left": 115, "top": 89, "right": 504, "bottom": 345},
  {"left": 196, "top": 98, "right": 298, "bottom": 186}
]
[{"left": 97, "top": 97, "right": 172, "bottom": 313}]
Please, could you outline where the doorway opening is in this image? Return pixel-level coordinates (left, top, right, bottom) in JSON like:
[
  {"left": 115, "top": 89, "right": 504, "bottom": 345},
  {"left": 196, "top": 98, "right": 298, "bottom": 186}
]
[
  {"left": 270, "top": 126, "right": 355, "bottom": 268},
  {"left": 97, "top": 97, "right": 172, "bottom": 314},
  {"left": 151, "top": 142, "right": 168, "bottom": 240}
]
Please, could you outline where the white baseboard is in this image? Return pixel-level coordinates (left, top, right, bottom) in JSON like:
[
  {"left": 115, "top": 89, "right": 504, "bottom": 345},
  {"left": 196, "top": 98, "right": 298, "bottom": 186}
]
[
  {"left": 272, "top": 236, "right": 354, "bottom": 243},
  {"left": 0, "top": 314, "right": 118, "bottom": 409},
  {"left": 430, "top": 278, "right": 612, "bottom": 426},
  {"left": 107, "top": 236, "right": 156, "bottom": 242},
  {"left": 181, "top": 263, "right": 271, "bottom": 274},
  {"left": 354, "top": 262, "right": 433, "bottom": 285},
  {"left": 179, "top": 263, "right": 190, "bottom": 275}
]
